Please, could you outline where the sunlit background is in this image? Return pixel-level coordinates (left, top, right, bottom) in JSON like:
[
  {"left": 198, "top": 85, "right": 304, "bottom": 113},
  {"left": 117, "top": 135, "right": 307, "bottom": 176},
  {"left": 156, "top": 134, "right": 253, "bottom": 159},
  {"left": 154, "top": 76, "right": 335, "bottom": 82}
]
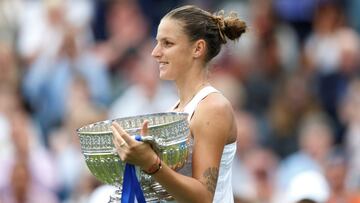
[{"left": 1, "top": 0, "right": 360, "bottom": 202}]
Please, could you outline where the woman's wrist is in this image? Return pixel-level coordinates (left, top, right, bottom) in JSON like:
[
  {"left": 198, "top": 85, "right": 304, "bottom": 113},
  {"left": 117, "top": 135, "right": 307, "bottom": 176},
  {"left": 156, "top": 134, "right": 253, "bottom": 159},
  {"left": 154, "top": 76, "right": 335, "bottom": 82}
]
[{"left": 142, "top": 155, "right": 162, "bottom": 175}]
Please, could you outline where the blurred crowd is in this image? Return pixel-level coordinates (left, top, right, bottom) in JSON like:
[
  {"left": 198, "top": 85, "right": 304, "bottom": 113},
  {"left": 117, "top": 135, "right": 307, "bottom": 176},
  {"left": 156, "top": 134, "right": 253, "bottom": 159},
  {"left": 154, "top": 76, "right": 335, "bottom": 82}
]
[{"left": 1, "top": 0, "right": 360, "bottom": 203}]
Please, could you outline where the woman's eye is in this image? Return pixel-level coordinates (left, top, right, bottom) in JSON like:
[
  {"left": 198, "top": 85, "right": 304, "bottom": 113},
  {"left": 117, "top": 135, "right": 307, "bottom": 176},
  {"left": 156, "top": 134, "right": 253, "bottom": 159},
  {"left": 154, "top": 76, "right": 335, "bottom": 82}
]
[{"left": 164, "top": 41, "right": 173, "bottom": 47}]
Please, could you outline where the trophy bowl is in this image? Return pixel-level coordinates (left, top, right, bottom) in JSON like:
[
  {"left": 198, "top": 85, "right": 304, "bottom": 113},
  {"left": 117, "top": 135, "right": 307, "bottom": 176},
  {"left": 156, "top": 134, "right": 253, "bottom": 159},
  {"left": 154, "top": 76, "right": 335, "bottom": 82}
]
[{"left": 77, "top": 112, "right": 190, "bottom": 202}]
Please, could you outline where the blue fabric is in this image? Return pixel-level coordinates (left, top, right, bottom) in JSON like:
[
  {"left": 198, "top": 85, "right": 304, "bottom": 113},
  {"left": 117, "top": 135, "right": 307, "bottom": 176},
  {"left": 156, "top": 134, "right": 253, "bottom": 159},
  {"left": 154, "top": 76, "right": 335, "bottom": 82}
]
[{"left": 121, "top": 135, "right": 146, "bottom": 203}]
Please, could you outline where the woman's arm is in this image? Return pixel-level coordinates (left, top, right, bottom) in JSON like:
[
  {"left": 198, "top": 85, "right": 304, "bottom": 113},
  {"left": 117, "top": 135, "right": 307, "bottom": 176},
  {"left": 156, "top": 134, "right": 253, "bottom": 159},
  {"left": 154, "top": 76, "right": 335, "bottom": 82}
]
[{"left": 112, "top": 94, "right": 234, "bottom": 203}]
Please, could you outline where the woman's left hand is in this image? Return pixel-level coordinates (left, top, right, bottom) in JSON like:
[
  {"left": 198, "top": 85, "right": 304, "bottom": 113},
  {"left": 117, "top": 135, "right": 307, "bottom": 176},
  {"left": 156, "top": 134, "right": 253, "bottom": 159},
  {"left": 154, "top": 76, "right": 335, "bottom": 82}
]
[{"left": 111, "top": 120, "right": 158, "bottom": 170}]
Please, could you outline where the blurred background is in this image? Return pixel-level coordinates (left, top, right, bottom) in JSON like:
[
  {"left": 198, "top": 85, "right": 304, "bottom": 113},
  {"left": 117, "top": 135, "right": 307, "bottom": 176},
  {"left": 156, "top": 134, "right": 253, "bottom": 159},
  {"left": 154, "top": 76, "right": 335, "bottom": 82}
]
[{"left": 1, "top": 0, "right": 360, "bottom": 202}]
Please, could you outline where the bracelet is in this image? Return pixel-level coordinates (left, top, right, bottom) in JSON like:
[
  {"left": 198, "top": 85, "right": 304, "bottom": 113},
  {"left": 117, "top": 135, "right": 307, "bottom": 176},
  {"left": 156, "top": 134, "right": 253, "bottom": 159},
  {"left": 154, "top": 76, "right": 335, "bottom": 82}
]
[{"left": 143, "top": 156, "right": 162, "bottom": 175}]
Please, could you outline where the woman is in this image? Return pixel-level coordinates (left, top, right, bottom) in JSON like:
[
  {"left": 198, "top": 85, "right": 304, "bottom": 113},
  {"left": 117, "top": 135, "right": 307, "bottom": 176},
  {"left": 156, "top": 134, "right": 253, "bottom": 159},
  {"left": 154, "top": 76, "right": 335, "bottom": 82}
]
[{"left": 111, "top": 5, "right": 246, "bottom": 203}]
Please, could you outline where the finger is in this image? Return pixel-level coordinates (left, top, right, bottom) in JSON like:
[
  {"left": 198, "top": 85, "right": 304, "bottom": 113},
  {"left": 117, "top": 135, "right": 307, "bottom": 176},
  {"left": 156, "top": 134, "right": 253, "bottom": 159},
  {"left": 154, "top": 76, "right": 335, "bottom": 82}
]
[
  {"left": 112, "top": 139, "right": 126, "bottom": 161},
  {"left": 111, "top": 125, "right": 127, "bottom": 147},
  {"left": 112, "top": 122, "right": 136, "bottom": 145},
  {"left": 140, "top": 120, "right": 149, "bottom": 136},
  {"left": 113, "top": 137, "right": 121, "bottom": 150},
  {"left": 114, "top": 137, "right": 127, "bottom": 148},
  {"left": 113, "top": 138, "right": 127, "bottom": 156}
]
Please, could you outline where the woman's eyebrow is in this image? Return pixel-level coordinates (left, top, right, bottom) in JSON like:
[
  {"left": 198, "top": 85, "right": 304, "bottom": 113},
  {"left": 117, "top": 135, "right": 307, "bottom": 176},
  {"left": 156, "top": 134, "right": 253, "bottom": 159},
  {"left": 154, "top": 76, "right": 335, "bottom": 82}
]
[{"left": 157, "top": 36, "right": 175, "bottom": 42}]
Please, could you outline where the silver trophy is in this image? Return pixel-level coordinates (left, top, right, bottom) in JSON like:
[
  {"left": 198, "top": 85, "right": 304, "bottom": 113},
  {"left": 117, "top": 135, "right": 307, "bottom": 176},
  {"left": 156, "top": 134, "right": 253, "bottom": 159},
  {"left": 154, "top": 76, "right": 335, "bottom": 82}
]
[{"left": 77, "top": 112, "right": 190, "bottom": 202}]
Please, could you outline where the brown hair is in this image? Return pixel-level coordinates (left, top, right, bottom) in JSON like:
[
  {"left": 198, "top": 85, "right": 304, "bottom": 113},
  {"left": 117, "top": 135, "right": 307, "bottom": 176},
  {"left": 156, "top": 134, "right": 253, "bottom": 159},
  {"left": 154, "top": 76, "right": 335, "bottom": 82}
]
[{"left": 164, "top": 5, "right": 247, "bottom": 62}]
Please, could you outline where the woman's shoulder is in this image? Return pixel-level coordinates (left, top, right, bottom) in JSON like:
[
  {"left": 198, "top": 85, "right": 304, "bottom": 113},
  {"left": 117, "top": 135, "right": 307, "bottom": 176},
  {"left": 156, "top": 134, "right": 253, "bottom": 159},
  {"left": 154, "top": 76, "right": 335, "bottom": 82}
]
[
  {"left": 190, "top": 90, "right": 236, "bottom": 142},
  {"left": 193, "top": 92, "right": 234, "bottom": 125},
  {"left": 200, "top": 92, "right": 233, "bottom": 112}
]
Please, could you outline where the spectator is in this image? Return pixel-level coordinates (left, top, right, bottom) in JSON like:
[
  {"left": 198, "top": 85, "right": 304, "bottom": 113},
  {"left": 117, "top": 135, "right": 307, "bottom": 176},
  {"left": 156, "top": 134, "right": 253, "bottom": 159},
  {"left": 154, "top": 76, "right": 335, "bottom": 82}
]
[
  {"left": 325, "top": 149, "right": 360, "bottom": 203},
  {"left": 284, "top": 170, "right": 330, "bottom": 203},
  {"left": 277, "top": 113, "right": 334, "bottom": 190}
]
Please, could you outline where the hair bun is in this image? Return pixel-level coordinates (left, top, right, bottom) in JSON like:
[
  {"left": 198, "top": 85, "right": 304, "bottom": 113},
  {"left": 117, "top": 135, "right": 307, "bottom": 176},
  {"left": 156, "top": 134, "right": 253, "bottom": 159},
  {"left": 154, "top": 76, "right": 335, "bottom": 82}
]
[{"left": 213, "top": 11, "right": 247, "bottom": 43}]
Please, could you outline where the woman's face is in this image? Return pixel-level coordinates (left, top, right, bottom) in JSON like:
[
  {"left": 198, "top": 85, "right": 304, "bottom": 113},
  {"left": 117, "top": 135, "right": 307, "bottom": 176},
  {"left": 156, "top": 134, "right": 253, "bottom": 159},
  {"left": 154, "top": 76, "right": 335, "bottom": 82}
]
[{"left": 151, "top": 18, "right": 195, "bottom": 80}]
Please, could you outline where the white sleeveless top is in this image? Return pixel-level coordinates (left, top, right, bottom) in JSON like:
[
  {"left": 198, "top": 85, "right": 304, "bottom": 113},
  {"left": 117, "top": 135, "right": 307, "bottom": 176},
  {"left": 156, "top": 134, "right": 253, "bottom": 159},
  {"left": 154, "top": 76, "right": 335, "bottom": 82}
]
[{"left": 175, "top": 86, "right": 236, "bottom": 203}]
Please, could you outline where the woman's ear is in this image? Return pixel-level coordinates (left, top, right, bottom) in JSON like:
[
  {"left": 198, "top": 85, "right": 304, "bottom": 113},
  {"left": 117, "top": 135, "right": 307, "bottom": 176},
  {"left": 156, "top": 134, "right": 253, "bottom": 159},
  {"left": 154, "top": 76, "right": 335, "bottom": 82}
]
[{"left": 193, "top": 39, "right": 206, "bottom": 59}]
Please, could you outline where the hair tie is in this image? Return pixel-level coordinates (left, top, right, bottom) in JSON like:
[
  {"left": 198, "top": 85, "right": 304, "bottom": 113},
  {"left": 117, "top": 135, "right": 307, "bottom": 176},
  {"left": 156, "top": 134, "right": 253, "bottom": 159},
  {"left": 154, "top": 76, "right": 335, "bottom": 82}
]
[{"left": 213, "top": 12, "right": 226, "bottom": 43}]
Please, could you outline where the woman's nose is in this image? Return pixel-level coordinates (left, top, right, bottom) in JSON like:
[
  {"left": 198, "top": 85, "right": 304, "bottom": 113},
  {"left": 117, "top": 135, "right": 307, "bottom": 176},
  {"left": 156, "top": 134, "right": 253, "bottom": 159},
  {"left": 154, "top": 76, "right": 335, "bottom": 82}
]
[{"left": 151, "top": 44, "right": 161, "bottom": 58}]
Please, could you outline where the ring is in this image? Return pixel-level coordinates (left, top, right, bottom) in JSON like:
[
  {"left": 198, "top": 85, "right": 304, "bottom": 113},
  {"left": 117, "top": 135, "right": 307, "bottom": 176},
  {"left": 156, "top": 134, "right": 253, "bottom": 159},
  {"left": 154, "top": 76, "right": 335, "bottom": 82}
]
[{"left": 120, "top": 142, "right": 126, "bottom": 147}]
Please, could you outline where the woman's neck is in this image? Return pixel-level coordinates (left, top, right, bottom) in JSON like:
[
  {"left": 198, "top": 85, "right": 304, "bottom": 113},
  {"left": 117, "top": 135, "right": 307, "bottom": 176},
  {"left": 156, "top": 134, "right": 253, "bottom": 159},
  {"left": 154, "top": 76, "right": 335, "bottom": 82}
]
[{"left": 175, "top": 67, "right": 209, "bottom": 110}]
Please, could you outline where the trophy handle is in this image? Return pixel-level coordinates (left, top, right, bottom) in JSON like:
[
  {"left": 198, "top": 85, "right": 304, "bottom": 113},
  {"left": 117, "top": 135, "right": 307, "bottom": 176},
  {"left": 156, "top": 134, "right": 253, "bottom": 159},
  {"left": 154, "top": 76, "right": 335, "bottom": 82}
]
[
  {"left": 111, "top": 135, "right": 162, "bottom": 155},
  {"left": 141, "top": 135, "right": 162, "bottom": 154}
]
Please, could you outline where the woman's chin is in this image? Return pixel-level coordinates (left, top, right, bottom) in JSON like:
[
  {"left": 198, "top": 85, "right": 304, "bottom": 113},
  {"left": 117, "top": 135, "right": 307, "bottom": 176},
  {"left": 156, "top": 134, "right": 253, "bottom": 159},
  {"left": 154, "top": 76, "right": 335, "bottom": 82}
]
[{"left": 159, "top": 73, "right": 172, "bottom": 81}]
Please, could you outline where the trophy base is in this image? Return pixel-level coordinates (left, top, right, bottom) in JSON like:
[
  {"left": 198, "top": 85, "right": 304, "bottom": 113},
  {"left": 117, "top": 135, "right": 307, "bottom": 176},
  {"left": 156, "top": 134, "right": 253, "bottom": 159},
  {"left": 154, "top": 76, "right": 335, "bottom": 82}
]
[{"left": 108, "top": 188, "right": 121, "bottom": 203}]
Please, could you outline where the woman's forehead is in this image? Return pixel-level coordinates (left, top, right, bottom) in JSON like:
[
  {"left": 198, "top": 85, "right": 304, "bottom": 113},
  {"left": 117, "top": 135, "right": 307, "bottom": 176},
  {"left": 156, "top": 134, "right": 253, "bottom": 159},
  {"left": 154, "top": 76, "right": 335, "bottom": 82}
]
[{"left": 156, "top": 18, "right": 185, "bottom": 40}]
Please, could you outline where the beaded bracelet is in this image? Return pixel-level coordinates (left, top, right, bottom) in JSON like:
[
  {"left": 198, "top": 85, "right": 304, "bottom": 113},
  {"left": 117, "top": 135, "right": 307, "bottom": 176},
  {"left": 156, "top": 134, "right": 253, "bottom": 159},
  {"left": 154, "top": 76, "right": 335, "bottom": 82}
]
[{"left": 143, "top": 156, "right": 162, "bottom": 175}]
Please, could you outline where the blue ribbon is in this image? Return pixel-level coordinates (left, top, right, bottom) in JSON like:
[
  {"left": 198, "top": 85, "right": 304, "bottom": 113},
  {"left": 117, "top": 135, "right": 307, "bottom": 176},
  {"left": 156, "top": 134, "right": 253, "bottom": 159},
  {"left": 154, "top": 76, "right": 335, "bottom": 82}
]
[{"left": 121, "top": 135, "right": 146, "bottom": 203}]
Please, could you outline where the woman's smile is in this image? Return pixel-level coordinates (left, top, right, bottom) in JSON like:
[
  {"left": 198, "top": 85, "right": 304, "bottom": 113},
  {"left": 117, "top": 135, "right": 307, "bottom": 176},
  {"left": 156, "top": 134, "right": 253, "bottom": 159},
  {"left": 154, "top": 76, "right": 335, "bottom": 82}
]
[{"left": 158, "top": 61, "right": 169, "bottom": 69}]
